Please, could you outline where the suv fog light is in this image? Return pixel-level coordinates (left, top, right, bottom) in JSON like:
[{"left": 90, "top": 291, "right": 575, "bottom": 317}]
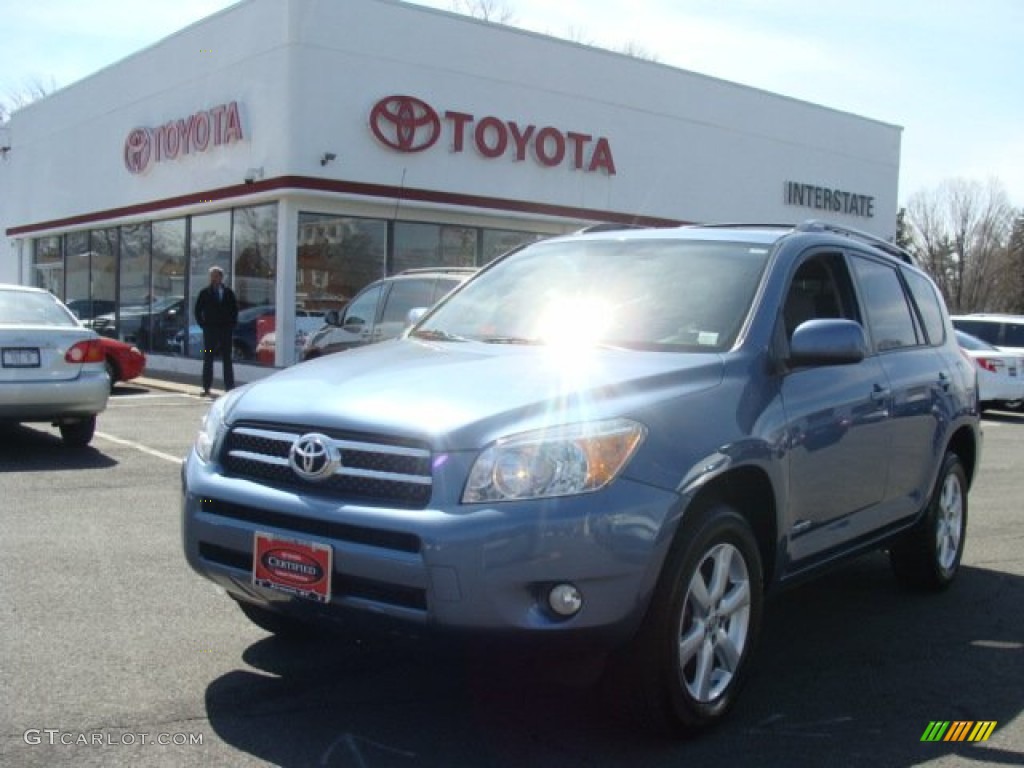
[{"left": 548, "top": 583, "right": 583, "bottom": 617}]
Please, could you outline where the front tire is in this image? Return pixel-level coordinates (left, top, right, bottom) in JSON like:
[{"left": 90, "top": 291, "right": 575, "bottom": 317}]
[
  {"left": 614, "top": 503, "right": 764, "bottom": 735},
  {"left": 890, "top": 451, "right": 967, "bottom": 590}
]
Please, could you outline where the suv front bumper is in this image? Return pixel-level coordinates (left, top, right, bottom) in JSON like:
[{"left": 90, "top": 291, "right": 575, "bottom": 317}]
[{"left": 181, "top": 449, "right": 679, "bottom": 644}]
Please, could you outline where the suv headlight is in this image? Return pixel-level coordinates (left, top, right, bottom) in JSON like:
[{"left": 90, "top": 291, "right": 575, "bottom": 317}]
[
  {"left": 463, "top": 419, "right": 646, "bottom": 503},
  {"left": 194, "top": 393, "right": 233, "bottom": 463}
]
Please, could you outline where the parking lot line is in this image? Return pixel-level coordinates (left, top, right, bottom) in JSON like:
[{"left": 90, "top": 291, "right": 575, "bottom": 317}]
[{"left": 95, "top": 431, "right": 183, "bottom": 464}]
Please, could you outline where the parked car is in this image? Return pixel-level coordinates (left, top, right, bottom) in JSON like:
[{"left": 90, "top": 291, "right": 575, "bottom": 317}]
[
  {"left": 172, "top": 305, "right": 274, "bottom": 361},
  {"left": 955, "top": 329, "right": 1024, "bottom": 411},
  {"left": 0, "top": 284, "right": 109, "bottom": 446},
  {"left": 182, "top": 222, "right": 980, "bottom": 735},
  {"left": 64, "top": 298, "right": 117, "bottom": 322},
  {"left": 301, "top": 268, "right": 476, "bottom": 360},
  {"left": 90, "top": 295, "right": 186, "bottom": 352},
  {"left": 173, "top": 306, "right": 323, "bottom": 362},
  {"left": 254, "top": 312, "right": 325, "bottom": 365},
  {"left": 951, "top": 313, "right": 1024, "bottom": 356},
  {"left": 97, "top": 337, "right": 147, "bottom": 391}
]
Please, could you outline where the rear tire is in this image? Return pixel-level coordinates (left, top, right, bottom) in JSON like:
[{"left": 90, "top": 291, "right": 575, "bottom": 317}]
[
  {"left": 610, "top": 503, "right": 764, "bottom": 736},
  {"left": 59, "top": 415, "right": 96, "bottom": 448},
  {"left": 890, "top": 451, "right": 967, "bottom": 590}
]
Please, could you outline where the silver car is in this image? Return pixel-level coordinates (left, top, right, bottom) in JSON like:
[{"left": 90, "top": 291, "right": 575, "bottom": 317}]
[{"left": 0, "top": 284, "right": 110, "bottom": 446}]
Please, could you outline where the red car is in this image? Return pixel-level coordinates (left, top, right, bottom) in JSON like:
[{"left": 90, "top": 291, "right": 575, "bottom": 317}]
[{"left": 97, "top": 337, "right": 146, "bottom": 390}]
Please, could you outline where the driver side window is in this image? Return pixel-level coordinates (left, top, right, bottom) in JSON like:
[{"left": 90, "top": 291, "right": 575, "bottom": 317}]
[
  {"left": 341, "top": 283, "right": 383, "bottom": 330},
  {"left": 782, "top": 253, "right": 855, "bottom": 340}
]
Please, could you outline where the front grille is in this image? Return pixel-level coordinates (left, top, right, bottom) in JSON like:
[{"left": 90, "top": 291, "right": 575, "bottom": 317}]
[
  {"left": 204, "top": 499, "right": 422, "bottom": 554},
  {"left": 221, "top": 422, "right": 433, "bottom": 508}
]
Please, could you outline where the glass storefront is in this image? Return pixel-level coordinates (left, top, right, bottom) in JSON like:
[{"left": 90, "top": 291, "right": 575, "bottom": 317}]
[
  {"left": 296, "top": 214, "right": 386, "bottom": 313},
  {"left": 32, "top": 237, "right": 63, "bottom": 298},
  {"left": 393, "top": 222, "right": 476, "bottom": 272},
  {"left": 29, "top": 205, "right": 547, "bottom": 367}
]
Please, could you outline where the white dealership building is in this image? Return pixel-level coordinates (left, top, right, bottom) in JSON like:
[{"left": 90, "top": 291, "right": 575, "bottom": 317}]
[{"left": 0, "top": 0, "right": 901, "bottom": 369}]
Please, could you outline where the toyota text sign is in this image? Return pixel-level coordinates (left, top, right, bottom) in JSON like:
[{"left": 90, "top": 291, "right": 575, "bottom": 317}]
[{"left": 370, "top": 94, "right": 616, "bottom": 175}]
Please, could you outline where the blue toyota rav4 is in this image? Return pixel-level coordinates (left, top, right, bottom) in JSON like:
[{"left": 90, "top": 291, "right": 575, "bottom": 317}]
[{"left": 182, "top": 221, "right": 980, "bottom": 734}]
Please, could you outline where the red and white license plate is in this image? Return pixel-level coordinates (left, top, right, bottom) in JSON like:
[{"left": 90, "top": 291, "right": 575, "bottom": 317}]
[{"left": 253, "top": 532, "right": 332, "bottom": 603}]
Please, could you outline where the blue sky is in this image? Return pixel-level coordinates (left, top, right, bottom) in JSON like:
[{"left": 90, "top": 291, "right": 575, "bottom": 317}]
[{"left": 2, "top": 0, "right": 1020, "bottom": 208}]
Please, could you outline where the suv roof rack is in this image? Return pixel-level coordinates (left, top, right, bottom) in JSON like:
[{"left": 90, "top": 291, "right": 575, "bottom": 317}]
[
  {"left": 795, "top": 220, "right": 915, "bottom": 265},
  {"left": 574, "top": 223, "right": 650, "bottom": 234},
  {"left": 397, "top": 267, "right": 477, "bottom": 276},
  {"left": 681, "top": 223, "right": 796, "bottom": 230}
]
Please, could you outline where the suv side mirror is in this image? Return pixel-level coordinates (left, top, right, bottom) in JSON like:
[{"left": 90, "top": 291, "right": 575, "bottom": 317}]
[
  {"left": 343, "top": 316, "right": 366, "bottom": 331},
  {"left": 788, "top": 319, "right": 867, "bottom": 367}
]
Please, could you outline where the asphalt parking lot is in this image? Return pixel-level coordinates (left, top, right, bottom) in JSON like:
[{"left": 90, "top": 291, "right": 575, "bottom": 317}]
[{"left": 1, "top": 379, "right": 1021, "bottom": 767}]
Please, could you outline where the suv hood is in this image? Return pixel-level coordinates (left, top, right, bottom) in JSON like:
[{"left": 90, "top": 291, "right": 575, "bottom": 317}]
[{"left": 227, "top": 338, "right": 724, "bottom": 449}]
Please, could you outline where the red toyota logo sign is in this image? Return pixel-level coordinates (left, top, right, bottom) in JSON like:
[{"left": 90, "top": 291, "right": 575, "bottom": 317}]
[
  {"left": 370, "top": 95, "right": 441, "bottom": 153},
  {"left": 122, "top": 101, "right": 245, "bottom": 175},
  {"left": 123, "top": 128, "right": 152, "bottom": 174},
  {"left": 368, "top": 94, "right": 617, "bottom": 175}
]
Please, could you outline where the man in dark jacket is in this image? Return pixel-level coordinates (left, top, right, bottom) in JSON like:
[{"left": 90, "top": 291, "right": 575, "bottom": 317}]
[{"left": 194, "top": 266, "right": 239, "bottom": 396}]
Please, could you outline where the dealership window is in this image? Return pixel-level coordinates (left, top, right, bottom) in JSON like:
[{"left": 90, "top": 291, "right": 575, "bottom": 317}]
[
  {"left": 481, "top": 229, "right": 545, "bottom": 264},
  {"left": 90, "top": 228, "right": 118, "bottom": 326},
  {"left": 232, "top": 205, "right": 278, "bottom": 365},
  {"left": 119, "top": 224, "right": 151, "bottom": 307},
  {"left": 119, "top": 224, "right": 154, "bottom": 350},
  {"left": 188, "top": 209, "right": 232, "bottom": 314},
  {"left": 393, "top": 223, "right": 476, "bottom": 272},
  {"left": 296, "top": 214, "right": 386, "bottom": 313},
  {"left": 64, "top": 232, "right": 90, "bottom": 310},
  {"left": 233, "top": 205, "right": 277, "bottom": 309},
  {"left": 31, "top": 237, "right": 63, "bottom": 298},
  {"left": 151, "top": 218, "right": 187, "bottom": 355}
]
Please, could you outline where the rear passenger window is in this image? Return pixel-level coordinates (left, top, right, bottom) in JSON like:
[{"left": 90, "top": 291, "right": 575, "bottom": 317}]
[
  {"left": 1005, "top": 323, "right": 1024, "bottom": 346},
  {"left": 903, "top": 270, "right": 946, "bottom": 345},
  {"left": 851, "top": 256, "right": 919, "bottom": 351},
  {"left": 953, "top": 319, "right": 1000, "bottom": 344}
]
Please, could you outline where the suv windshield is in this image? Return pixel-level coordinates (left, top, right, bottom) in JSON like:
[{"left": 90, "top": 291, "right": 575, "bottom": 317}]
[{"left": 414, "top": 238, "right": 771, "bottom": 352}]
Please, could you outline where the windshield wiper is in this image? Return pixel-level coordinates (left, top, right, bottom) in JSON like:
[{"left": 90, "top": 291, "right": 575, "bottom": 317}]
[{"left": 410, "top": 328, "right": 467, "bottom": 342}]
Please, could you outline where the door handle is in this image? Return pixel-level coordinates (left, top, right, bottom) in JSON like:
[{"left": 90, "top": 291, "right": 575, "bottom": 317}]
[
  {"left": 870, "top": 383, "right": 890, "bottom": 402},
  {"left": 937, "top": 372, "right": 951, "bottom": 391}
]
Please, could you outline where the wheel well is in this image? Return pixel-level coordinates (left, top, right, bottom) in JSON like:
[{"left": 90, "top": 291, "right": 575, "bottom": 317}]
[
  {"left": 947, "top": 425, "right": 979, "bottom": 487},
  {"left": 688, "top": 466, "right": 777, "bottom": 583}
]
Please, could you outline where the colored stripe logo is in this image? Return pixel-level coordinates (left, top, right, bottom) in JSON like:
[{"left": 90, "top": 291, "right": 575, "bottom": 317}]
[{"left": 921, "top": 721, "right": 997, "bottom": 742}]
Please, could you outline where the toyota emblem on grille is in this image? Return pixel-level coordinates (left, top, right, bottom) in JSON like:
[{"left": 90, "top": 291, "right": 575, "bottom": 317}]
[{"left": 289, "top": 433, "right": 341, "bottom": 482}]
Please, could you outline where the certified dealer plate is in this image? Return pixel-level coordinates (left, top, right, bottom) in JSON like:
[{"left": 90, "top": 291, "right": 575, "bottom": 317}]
[
  {"left": 2, "top": 348, "right": 41, "bottom": 368},
  {"left": 253, "top": 532, "right": 332, "bottom": 603}
]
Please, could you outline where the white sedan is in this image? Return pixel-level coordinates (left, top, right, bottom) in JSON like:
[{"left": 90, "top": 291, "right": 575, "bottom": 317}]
[
  {"left": 956, "top": 329, "right": 1024, "bottom": 412},
  {"left": 0, "top": 284, "right": 110, "bottom": 446}
]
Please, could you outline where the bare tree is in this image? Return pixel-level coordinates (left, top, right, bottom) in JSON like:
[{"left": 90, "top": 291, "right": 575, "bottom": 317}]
[
  {"left": 448, "top": 0, "right": 516, "bottom": 24},
  {"left": 1002, "top": 212, "right": 1024, "bottom": 313},
  {"left": 615, "top": 41, "right": 660, "bottom": 62},
  {"left": 905, "top": 178, "right": 1014, "bottom": 313},
  {"left": 1, "top": 77, "right": 58, "bottom": 123}
]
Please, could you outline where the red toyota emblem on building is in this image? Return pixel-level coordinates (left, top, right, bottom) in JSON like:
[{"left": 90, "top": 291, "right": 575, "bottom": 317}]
[
  {"left": 370, "top": 95, "right": 441, "bottom": 152},
  {"left": 123, "top": 128, "right": 152, "bottom": 174}
]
